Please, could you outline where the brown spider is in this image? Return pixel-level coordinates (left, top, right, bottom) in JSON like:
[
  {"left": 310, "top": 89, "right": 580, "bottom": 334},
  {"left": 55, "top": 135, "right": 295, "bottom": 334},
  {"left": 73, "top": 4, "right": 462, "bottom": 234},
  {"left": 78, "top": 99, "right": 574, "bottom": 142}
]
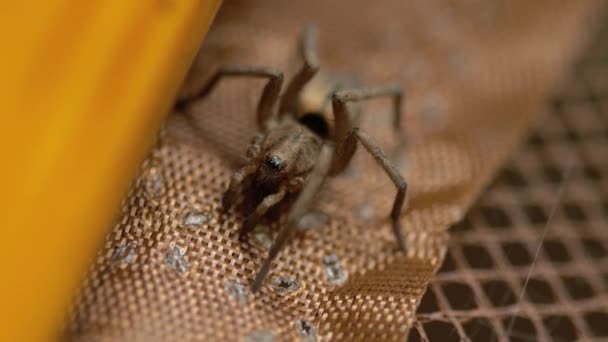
[{"left": 176, "top": 25, "right": 408, "bottom": 292}]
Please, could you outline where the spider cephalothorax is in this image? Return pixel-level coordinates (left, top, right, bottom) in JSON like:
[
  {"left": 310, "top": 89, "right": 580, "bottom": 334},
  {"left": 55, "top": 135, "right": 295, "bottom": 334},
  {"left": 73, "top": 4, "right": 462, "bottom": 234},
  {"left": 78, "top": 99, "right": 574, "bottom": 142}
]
[
  {"left": 177, "top": 25, "right": 408, "bottom": 292},
  {"left": 221, "top": 117, "right": 323, "bottom": 227}
]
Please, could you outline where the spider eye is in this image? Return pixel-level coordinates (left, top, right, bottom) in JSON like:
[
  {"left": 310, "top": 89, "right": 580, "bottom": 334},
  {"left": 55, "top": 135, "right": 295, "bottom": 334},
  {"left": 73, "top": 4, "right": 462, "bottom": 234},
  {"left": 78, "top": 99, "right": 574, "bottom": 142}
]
[{"left": 266, "top": 155, "right": 285, "bottom": 171}]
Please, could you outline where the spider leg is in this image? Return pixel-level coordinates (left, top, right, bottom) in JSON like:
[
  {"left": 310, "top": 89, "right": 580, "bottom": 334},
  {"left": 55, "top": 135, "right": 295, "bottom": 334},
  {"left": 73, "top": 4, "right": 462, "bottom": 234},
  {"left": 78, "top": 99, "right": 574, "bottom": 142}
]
[
  {"left": 222, "top": 164, "right": 258, "bottom": 211},
  {"left": 175, "top": 65, "right": 284, "bottom": 128},
  {"left": 240, "top": 185, "right": 288, "bottom": 239},
  {"left": 221, "top": 132, "right": 266, "bottom": 212},
  {"left": 330, "top": 85, "right": 405, "bottom": 174},
  {"left": 335, "top": 128, "right": 408, "bottom": 252},
  {"left": 278, "top": 24, "right": 320, "bottom": 116},
  {"left": 251, "top": 144, "right": 333, "bottom": 292}
]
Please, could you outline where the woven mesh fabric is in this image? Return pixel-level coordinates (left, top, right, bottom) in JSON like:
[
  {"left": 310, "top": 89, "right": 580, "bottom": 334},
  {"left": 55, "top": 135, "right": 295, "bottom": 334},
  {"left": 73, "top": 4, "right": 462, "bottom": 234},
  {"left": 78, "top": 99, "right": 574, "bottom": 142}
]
[
  {"left": 412, "top": 20, "right": 608, "bottom": 341},
  {"left": 64, "top": 1, "right": 603, "bottom": 341}
]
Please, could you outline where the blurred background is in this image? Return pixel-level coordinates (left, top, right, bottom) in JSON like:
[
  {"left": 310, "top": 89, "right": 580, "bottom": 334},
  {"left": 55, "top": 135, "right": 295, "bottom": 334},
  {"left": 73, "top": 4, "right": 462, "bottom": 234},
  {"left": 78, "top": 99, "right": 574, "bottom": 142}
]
[{"left": 2, "top": 1, "right": 607, "bottom": 341}]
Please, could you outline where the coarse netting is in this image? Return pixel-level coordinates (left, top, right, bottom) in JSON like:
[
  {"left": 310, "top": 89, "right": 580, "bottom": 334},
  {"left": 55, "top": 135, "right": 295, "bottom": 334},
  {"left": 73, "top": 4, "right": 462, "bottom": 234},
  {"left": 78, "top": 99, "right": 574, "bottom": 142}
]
[{"left": 412, "top": 20, "right": 608, "bottom": 341}]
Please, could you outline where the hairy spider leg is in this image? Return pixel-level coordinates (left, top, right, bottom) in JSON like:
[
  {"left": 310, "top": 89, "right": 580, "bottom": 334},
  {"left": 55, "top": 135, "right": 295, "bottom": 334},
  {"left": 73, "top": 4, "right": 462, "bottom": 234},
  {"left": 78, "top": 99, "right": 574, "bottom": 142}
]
[
  {"left": 330, "top": 86, "right": 408, "bottom": 252},
  {"left": 279, "top": 24, "right": 321, "bottom": 116},
  {"left": 175, "top": 65, "right": 284, "bottom": 128},
  {"left": 252, "top": 144, "right": 333, "bottom": 292}
]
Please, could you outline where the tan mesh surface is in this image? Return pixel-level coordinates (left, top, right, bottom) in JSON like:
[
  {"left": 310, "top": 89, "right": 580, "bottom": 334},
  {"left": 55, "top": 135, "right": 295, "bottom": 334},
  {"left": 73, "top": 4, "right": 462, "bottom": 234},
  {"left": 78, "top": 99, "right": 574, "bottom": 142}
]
[
  {"left": 412, "top": 21, "right": 608, "bottom": 341},
  {"left": 64, "top": 1, "right": 604, "bottom": 341}
]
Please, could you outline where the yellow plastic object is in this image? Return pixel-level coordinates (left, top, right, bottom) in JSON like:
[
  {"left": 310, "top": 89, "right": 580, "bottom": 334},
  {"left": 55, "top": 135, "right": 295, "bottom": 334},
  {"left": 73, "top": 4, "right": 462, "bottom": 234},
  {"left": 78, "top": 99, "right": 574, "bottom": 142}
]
[{"left": 0, "top": 1, "right": 221, "bottom": 341}]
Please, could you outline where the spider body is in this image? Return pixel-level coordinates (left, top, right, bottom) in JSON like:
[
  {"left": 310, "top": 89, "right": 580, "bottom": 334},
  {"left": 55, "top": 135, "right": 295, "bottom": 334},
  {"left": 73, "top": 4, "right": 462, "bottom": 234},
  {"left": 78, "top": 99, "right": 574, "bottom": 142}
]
[
  {"left": 234, "top": 116, "right": 322, "bottom": 223},
  {"left": 232, "top": 73, "right": 359, "bottom": 226},
  {"left": 177, "top": 25, "right": 408, "bottom": 292}
]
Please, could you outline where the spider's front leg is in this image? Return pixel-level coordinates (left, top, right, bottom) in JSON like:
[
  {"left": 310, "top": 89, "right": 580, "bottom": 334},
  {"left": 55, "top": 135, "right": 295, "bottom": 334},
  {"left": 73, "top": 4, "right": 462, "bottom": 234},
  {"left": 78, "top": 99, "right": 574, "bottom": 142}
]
[
  {"left": 222, "top": 164, "right": 257, "bottom": 211},
  {"left": 251, "top": 145, "right": 332, "bottom": 292},
  {"left": 222, "top": 134, "right": 266, "bottom": 212},
  {"left": 240, "top": 177, "right": 304, "bottom": 238}
]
